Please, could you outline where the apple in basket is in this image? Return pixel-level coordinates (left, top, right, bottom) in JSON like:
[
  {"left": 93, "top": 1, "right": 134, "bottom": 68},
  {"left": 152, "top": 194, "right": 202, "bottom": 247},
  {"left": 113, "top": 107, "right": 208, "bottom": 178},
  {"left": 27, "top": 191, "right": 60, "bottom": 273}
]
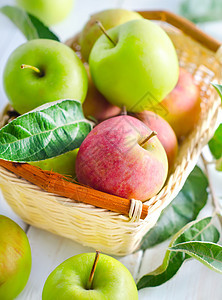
[
  {"left": 42, "top": 251, "right": 138, "bottom": 300},
  {"left": 3, "top": 39, "right": 88, "bottom": 115},
  {"left": 0, "top": 215, "right": 32, "bottom": 300},
  {"left": 76, "top": 115, "right": 168, "bottom": 201},
  {"left": 89, "top": 19, "right": 179, "bottom": 112},
  {"left": 130, "top": 110, "right": 178, "bottom": 171},
  {"left": 30, "top": 148, "right": 79, "bottom": 178},
  {"left": 158, "top": 67, "right": 201, "bottom": 139},
  {"left": 82, "top": 64, "right": 121, "bottom": 122},
  {"left": 79, "top": 8, "right": 143, "bottom": 61}
]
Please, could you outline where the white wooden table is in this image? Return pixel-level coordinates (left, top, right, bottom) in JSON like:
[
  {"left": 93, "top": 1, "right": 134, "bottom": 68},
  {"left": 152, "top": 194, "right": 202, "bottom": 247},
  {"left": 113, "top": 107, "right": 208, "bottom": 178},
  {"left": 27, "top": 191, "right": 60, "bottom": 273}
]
[{"left": 0, "top": 0, "right": 222, "bottom": 299}]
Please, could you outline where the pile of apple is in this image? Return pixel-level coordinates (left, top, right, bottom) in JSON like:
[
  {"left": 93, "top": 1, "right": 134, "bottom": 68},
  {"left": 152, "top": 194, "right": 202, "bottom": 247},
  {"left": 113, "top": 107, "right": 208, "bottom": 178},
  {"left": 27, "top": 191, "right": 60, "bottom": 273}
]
[{"left": 3, "top": 8, "right": 200, "bottom": 202}]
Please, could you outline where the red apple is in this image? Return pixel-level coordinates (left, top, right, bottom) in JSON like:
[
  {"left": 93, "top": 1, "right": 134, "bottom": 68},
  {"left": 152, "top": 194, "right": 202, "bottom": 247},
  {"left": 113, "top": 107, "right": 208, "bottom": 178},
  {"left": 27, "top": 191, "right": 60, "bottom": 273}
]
[
  {"left": 159, "top": 68, "right": 200, "bottom": 139},
  {"left": 76, "top": 115, "right": 168, "bottom": 201},
  {"left": 131, "top": 111, "right": 178, "bottom": 170},
  {"left": 83, "top": 64, "right": 121, "bottom": 122}
]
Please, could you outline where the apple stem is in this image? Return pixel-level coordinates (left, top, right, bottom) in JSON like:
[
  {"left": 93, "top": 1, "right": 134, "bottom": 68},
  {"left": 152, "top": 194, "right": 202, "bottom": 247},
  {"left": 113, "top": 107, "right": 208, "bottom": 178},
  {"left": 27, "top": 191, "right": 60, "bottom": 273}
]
[
  {"left": 21, "top": 64, "right": 42, "bottom": 75},
  {"left": 95, "top": 20, "right": 116, "bottom": 46},
  {"left": 139, "top": 131, "right": 157, "bottom": 147},
  {"left": 87, "top": 250, "right": 100, "bottom": 290},
  {"left": 121, "top": 106, "right": 127, "bottom": 115}
]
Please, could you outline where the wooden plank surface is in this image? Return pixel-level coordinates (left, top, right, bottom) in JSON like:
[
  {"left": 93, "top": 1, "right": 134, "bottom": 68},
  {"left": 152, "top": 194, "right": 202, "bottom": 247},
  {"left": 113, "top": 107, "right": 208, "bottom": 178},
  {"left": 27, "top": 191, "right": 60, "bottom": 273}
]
[{"left": 0, "top": 0, "right": 222, "bottom": 299}]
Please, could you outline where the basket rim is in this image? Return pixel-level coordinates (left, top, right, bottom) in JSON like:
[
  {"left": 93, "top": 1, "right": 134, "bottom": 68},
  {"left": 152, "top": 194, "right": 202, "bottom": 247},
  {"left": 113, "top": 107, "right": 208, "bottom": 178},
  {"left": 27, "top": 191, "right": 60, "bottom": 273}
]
[{"left": 138, "top": 10, "right": 221, "bottom": 52}]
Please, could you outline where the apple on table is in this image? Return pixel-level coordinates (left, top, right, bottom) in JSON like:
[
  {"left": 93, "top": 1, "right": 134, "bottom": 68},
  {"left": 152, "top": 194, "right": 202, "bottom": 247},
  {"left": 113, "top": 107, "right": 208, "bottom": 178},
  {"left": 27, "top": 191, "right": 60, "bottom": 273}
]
[
  {"left": 0, "top": 215, "right": 31, "bottom": 300},
  {"left": 42, "top": 251, "right": 138, "bottom": 300}
]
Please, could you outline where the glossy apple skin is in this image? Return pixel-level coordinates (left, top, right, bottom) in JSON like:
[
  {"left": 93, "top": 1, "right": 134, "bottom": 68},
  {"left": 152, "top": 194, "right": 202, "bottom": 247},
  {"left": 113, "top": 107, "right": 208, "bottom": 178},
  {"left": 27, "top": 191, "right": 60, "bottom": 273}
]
[
  {"left": 42, "top": 253, "right": 138, "bottom": 300},
  {"left": 80, "top": 9, "right": 142, "bottom": 61},
  {"left": 83, "top": 64, "right": 121, "bottom": 122},
  {"left": 76, "top": 115, "right": 168, "bottom": 201},
  {"left": 30, "top": 149, "right": 79, "bottom": 178},
  {"left": 0, "top": 215, "right": 32, "bottom": 300},
  {"left": 16, "top": 0, "right": 74, "bottom": 26},
  {"left": 3, "top": 39, "right": 88, "bottom": 115},
  {"left": 89, "top": 19, "right": 179, "bottom": 113},
  {"left": 159, "top": 68, "right": 200, "bottom": 139},
  {"left": 132, "top": 111, "right": 178, "bottom": 171}
]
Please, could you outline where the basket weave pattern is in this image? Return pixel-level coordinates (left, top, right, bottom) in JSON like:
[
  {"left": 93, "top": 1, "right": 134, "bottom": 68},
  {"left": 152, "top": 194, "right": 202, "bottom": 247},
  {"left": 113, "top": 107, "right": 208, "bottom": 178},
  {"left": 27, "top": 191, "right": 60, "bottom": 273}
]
[{"left": 0, "top": 16, "right": 221, "bottom": 255}]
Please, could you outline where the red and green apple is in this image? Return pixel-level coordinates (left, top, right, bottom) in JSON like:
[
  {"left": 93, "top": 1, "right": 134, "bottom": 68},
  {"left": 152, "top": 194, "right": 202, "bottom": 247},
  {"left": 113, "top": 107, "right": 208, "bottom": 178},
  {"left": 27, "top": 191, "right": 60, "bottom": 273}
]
[
  {"left": 131, "top": 111, "right": 178, "bottom": 170},
  {"left": 159, "top": 68, "right": 200, "bottom": 139},
  {"left": 76, "top": 115, "right": 168, "bottom": 201},
  {"left": 0, "top": 215, "right": 31, "bottom": 300}
]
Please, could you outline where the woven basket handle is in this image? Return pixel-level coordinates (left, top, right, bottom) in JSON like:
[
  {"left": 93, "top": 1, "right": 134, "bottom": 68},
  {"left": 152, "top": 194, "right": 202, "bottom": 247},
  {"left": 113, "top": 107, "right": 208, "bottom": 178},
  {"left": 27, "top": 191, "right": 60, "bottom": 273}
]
[
  {"left": 0, "top": 159, "right": 149, "bottom": 220},
  {"left": 139, "top": 10, "right": 221, "bottom": 53},
  {"left": 215, "top": 45, "right": 222, "bottom": 63}
]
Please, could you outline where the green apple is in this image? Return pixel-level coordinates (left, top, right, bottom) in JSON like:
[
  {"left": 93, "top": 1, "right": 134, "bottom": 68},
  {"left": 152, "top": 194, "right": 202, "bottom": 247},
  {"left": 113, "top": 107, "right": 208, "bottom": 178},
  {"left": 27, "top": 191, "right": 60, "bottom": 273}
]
[
  {"left": 89, "top": 19, "right": 179, "bottom": 113},
  {"left": 3, "top": 39, "right": 88, "bottom": 115},
  {"left": 80, "top": 8, "right": 143, "bottom": 61},
  {"left": 0, "top": 215, "right": 32, "bottom": 300},
  {"left": 16, "top": 0, "right": 74, "bottom": 26},
  {"left": 30, "top": 148, "right": 79, "bottom": 178},
  {"left": 42, "top": 252, "right": 138, "bottom": 299}
]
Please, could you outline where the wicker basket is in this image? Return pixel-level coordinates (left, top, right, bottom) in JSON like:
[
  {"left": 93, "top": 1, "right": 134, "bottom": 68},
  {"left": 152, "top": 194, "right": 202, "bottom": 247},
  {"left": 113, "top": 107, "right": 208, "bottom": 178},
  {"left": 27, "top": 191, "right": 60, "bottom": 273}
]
[{"left": 0, "top": 11, "right": 221, "bottom": 256}]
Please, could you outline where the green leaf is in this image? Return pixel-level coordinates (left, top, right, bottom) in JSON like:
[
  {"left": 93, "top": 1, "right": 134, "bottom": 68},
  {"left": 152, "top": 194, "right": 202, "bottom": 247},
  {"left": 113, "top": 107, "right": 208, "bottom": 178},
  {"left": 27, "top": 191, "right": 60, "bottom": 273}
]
[
  {"left": 0, "top": 100, "right": 92, "bottom": 162},
  {"left": 212, "top": 83, "right": 222, "bottom": 102},
  {"left": 180, "top": 1, "right": 222, "bottom": 23},
  {"left": 169, "top": 241, "right": 222, "bottom": 274},
  {"left": 137, "top": 217, "right": 220, "bottom": 289},
  {"left": 0, "top": 6, "right": 59, "bottom": 41},
  {"left": 208, "top": 84, "right": 222, "bottom": 170},
  {"left": 140, "top": 166, "right": 208, "bottom": 250},
  {"left": 208, "top": 124, "right": 222, "bottom": 160},
  {"left": 27, "top": 13, "right": 60, "bottom": 41}
]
